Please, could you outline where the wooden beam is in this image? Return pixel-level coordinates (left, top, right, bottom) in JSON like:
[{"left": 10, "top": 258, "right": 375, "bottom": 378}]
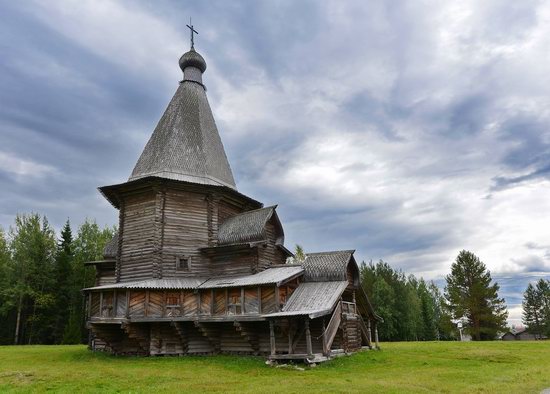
[
  {"left": 258, "top": 287, "right": 262, "bottom": 314},
  {"left": 210, "top": 289, "right": 214, "bottom": 315},
  {"left": 305, "top": 319, "right": 313, "bottom": 356},
  {"left": 322, "top": 318, "right": 327, "bottom": 355},
  {"left": 288, "top": 319, "right": 293, "bottom": 354},
  {"left": 125, "top": 291, "right": 130, "bottom": 318},
  {"left": 145, "top": 290, "right": 150, "bottom": 317},
  {"left": 374, "top": 322, "right": 380, "bottom": 349},
  {"left": 367, "top": 319, "right": 372, "bottom": 346},
  {"left": 113, "top": 290, "right": 118, "bottom": 318},
  {"left": 269, "top": 321, "right": 276, "bottom": 356},
  {"left": 275, "top": 285, "right": 280, "bottom": 311},
  {"left": 99, "top": 292, "right": 104, "bottom": 317},
  {"left": 241, "top": 287, "right": 245, "bottom": 314},
  {"left": 225, "top": 288, "right": 229, "bottom": 315}
]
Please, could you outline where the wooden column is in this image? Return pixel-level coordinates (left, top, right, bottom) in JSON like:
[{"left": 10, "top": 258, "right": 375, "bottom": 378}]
[
  {"left": 145, "top": 290, "right": 150, "bottom": 317},
  {"left": 288, "top": 319, "right": 293, "bottom": 354},
  {"left": 305, "top": 319, "right": 313, "bottom": 356},
  {"left": 275, "top": 285, "right": 280, "bottom": 311},
  {"left": 113, "top": 290, "right": 118, "bottom": 318},
  {"left": 322, "top": 319, "right": 328, "bottom": 355},
  {"left": 367, "top": 319, "right": 372, "bottom": 346},
  {"left": 125, "top": 291, "right": 130, "bottom": 318},
  {"left": 269, "top": 321, "right": 276, "bottom": 356},
  {"left": 99, "top": 292, "right": 104, "bottom": 318},
  {"left": 374, "top": 322, "right": 380, "bottom": 349},
  {"left": 241, "top": 287, "right": 245, "bottom": 314}
]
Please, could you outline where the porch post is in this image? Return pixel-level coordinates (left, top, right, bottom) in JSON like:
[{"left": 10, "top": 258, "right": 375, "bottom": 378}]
[
  {"left": 305, "top": 318, "right": 313, "bottom": 356},
  {"left": 367, "top": 319, "right": 372, "bottom": 347},
  {"left": 269, "top": 320, "right": 276, "bottom": 356},
  {"left": 374, "top": 321, "right": 380, "bottom": 349},
  {"left": 288, "top": 319, "right": 293, "bottom": 354}
]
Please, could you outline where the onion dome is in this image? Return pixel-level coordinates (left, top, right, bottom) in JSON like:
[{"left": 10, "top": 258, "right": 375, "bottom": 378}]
[{"left": 179, "top": 48, "right": 207, "bottom": 73}]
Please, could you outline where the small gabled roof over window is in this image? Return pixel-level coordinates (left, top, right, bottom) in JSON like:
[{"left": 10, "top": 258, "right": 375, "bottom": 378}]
[{"left": 217, "top": 205, "right": 283, "bottom": 246}]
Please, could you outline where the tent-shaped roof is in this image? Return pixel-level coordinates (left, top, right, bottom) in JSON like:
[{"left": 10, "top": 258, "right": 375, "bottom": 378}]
[{"left": 129, "top": 49, "right": 236, "bottom": 190}]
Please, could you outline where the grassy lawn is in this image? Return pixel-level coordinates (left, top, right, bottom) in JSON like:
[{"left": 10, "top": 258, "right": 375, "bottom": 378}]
[{"left": 0, "top": 341, "right": 548, "bottom": 393}]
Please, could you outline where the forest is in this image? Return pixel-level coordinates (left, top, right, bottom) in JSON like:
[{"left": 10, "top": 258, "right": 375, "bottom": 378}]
[{"left": 0, "top": 213, "right": 115, "bottom": 345}]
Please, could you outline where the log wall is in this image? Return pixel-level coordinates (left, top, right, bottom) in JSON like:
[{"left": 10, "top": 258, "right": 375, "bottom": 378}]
[{"left": 119, "top": 191, "right": 156, "bottom": 281}]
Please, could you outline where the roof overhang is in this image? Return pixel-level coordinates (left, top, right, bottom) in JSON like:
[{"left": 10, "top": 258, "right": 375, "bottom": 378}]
[{"left": 98, "top": 176, "right": 262, "bottom": 210}]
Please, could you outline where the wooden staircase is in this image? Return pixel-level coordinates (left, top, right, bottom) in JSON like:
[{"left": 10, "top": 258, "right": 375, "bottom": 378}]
[{"left": 322, "top": 301, "right": 342, "bottom": 355}]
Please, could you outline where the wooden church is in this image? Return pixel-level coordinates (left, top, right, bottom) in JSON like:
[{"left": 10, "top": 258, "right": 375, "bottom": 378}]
[{"left": 84, "top": 31, "right": 381, "bottom": 362}]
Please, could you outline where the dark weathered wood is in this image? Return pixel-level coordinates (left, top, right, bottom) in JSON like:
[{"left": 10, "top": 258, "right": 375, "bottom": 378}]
[
  {"left": 305, "top": 319, "right": 313, "bottom": 356},
  {"left": 269, "top": 321, "right": 276, "bottom": 356}
]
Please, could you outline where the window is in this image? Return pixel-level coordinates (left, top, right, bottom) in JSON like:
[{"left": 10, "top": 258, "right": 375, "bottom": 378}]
[
  {"left": 176, "top": 256, "right": 190, "bottom": 271},
  {"left": 166, "top": 296, "right": 179, "bottom": 306},
  {"left": 228, "top": 288, "right": 242, "bottom": 315}
]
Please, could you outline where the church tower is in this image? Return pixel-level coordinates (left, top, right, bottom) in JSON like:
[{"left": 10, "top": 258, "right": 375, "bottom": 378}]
[{"left": 98, "top": 43, "right": 280, "bottom": 283}]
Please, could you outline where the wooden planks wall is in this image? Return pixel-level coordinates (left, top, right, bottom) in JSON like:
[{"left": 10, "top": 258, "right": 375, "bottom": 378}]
[
  {"left": 120, "top": 191, "right": 156, "bottom": 281},
  {"left": 261, "top": 287, "right": 277, "bottom": 314},
  {"left": 257, "top": 219, "right": 287, "bottom": 271},
  {"left": 161, "top": 189, "right": 210, "bottom": 277},
  {"left": 129, "top": 291, "right": 146, "bottom": 317},
  {"left": 244, "top": 288, "right": 259, "bottom": 314}
]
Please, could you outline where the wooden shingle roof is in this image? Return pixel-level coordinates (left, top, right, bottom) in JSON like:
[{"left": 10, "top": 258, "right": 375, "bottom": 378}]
[
  {"left": 264, "top": 281, "right": 348, "bottom": 318},
  {"left": 217, "top": 206, "right": 279, "bottom": 245},
  {"left": 302, "top": 250, "right": 355, "bottom": 281},
  {"left": 103, "top": 232, "right": 118, "bottom": 258},
  {"left": 129, "top": 51, "right": 236, "bottom": 190}
]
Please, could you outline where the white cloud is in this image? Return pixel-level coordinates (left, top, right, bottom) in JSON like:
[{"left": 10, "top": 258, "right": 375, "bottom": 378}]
[{"left": 0, "top": 151, "right": 57, "bottom": 178}]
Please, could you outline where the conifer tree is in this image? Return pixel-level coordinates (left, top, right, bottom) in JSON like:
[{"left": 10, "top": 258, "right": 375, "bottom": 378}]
[
  {"left": 53, "top": 220, "right": 74, "bottom": 343},
  {"left": 445, "top": 250, "right": 508, "bottom": 340},
  {"left": 522, "top": 279, "right": 550, "bottom": 339}
]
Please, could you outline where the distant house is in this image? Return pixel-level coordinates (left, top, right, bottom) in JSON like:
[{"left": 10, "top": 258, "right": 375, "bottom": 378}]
[{"left": 501, "top": 328, "right": 547, "bottom": 341}]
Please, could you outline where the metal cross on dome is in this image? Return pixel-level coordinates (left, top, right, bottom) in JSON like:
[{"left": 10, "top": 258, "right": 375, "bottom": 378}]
[{"left": 186, "top": 18, "right": 198, "bottom": 49}]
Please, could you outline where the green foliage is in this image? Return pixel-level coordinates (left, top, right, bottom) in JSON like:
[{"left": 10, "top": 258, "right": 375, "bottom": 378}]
[
  {"left": 522, "top": 279, "right": 550, "bottom": 338},
  {"left": 360, "top": 260, "right": 454, "bottom": 341},
  {"left": 445, "top": 250, "right": 508, "bottom": 340},
  {"left": 295, "top": 244, "right": 305, "bottom": 262},
  {"left": 0, "top": 214, "right": 115, "bottom": 345}
]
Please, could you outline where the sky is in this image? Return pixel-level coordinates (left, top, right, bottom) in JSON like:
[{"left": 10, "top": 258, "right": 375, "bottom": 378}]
[{"left": 1, "top": 0, "right": 549, "bottom": 325}]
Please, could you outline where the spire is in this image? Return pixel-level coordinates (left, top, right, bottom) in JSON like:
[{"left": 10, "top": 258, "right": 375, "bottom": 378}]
[{"left": 128, "top": 42, "right": 237, "bottom": 190}]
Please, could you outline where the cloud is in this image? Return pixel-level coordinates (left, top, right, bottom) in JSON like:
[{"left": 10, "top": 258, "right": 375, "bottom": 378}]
[
  {"left": 1, "top": 0, "right": 550, "bottom": 325},
  {"left": 0, "top": 151, "right": 57, "bottom": 178}
]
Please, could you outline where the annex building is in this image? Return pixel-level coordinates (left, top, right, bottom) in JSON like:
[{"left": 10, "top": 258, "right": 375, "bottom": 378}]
[{"left": 84, "top": 34, "right": 381, "bottom": 362}]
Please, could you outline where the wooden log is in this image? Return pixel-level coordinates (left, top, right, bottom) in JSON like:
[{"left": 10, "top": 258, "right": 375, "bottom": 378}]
[
  {"left": 269, "top": 321, "right": 276, "bottom": 356},
  {"left": 305, "top": 319, "right": 313, "bottom": 356}
]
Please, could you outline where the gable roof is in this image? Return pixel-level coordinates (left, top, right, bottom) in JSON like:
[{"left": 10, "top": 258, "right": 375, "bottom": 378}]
[
  {"left": 217, "top": 206, "right": 281, "bottom": 245},
  {"left": 302, "top": 250, "right": 355, "bottom": 281},
  {"left": 103, "top": 232, "right": 119, "bottom": 258},
  {"left": 264, "top": 281, "right": 348, "bottom": 319},
  {"left": 129, "top": 75, "right": 236, "bottom": 190}
]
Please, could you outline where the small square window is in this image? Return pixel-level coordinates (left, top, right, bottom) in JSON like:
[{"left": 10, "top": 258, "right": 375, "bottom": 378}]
[{"left": 176, "top": 256, "right": 190, "bottom": 271}]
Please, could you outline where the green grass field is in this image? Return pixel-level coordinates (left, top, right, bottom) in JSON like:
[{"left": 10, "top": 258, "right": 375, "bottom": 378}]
[{"left": 0, "top": 341, "right": 548, "bottom": 393}]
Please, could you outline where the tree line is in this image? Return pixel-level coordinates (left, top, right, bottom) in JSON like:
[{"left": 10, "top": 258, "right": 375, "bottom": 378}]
[
  {"left": 361, "top": 250, "right": 508, "bottom": 341},
  {"left": 0, "top": 213, "right": 115, "bottom": 345},
  {"left": 522, "top": 279, "right": 550, "bottom": 338}
]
